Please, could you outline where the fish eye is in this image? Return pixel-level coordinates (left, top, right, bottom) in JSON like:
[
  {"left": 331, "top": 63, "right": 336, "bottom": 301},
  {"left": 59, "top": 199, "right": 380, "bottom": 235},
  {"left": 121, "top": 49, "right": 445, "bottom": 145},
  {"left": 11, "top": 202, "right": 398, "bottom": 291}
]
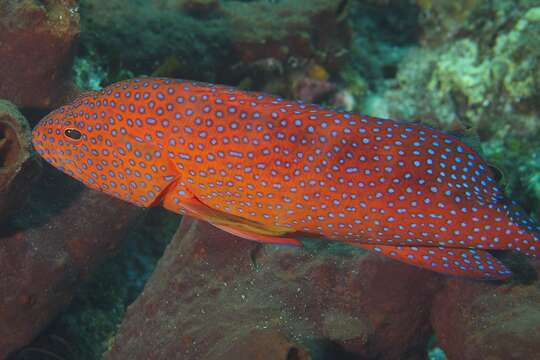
[{"left": 64, "top": 128, "right": 82, "bottom": 140}]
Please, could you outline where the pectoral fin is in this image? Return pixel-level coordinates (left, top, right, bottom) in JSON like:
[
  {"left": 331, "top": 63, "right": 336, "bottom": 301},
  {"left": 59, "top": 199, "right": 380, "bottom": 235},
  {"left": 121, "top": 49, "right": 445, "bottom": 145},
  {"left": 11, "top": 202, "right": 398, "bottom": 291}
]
[
  {"left": 163, "top": 188, "right": 301, "bottom": 246},
  {"left": 210, "top": 222, "right": 302, "bottom": 246},
  {"left": 351, "top": 243, "right": 512, "bottom": 280}
]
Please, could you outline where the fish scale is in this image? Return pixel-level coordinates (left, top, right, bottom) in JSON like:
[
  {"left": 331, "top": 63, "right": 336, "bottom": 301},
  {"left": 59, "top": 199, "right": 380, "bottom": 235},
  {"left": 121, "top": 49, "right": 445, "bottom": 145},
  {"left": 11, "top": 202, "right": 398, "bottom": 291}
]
[{"left": 32, "top": 77, "right": 540, "bottom": 280}]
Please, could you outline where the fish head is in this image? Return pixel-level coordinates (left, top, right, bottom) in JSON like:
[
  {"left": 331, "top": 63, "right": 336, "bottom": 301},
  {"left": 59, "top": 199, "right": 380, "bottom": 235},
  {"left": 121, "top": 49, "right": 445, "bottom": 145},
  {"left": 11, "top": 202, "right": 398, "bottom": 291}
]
[
  {"left": 32, "top": 89, "right": 177, "bottom": 207},
  {"left": 32, "top": 95, "right": 92, "bottom": 185}
]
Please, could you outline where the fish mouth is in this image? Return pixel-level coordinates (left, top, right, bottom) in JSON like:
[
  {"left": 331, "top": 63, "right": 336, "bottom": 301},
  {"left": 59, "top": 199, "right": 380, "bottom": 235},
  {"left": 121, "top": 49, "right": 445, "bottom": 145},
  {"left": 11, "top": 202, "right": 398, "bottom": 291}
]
[
  {"left": 31, "top": 128, "right": 43, "bottom": 153},
  {"left": 31, "top": 118, "right": 47, "bottom": 148},
  {"left": 31, "top": 122, "right": 59, "bottom": 167}
]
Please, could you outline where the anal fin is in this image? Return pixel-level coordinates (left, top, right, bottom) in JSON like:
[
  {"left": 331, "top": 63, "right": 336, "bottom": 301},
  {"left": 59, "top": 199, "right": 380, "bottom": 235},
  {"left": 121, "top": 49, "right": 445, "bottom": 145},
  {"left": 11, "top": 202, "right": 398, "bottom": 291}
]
[{"left": 351, "top": 243, "right": 512, "bottom": 280}]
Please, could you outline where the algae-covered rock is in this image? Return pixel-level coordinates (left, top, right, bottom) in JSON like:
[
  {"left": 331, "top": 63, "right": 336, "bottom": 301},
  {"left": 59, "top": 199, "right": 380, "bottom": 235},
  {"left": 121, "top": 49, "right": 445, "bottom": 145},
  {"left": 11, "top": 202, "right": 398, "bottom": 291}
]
[
  {"left": 76, "top": 0, "right": 351, "bottom": 92},
  {"left": 78, "top": 0, "right": 231, "bottom": 84}
]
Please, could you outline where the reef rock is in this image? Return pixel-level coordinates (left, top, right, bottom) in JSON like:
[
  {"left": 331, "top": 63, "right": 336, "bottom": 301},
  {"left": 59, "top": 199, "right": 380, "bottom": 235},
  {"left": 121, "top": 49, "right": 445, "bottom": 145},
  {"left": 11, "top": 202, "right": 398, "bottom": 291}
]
[
  {"left": 432, "top": 264, "right": 540, "bottom": 360},
  {"left": 0, "top": 186, "right": 142, "bottom": 359},
  {"left": 0, "top": 0, "right": 80, "bottom": 108},
  {"left": 0, "top": 100, "right": 41, "bottom": 222},
  {"left": 105, "top": 217, "right": 442, "bottom": 360}
]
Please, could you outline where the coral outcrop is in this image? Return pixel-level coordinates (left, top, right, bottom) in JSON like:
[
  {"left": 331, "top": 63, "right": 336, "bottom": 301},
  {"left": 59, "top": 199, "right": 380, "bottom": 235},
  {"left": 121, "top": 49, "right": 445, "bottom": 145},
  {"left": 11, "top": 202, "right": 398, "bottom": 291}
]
[{"left": 105, "top": 218, "right": 441, "bottom": 360}]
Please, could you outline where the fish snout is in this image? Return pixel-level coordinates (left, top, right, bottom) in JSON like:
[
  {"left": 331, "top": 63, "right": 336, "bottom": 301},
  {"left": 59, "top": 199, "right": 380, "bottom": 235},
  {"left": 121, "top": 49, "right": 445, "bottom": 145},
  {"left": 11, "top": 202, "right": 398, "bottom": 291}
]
[
  {"left": 31, "top": 117, "right": 64, "bottom": 167},
  {"left": 31, "top": 121, "right": 47, "bottom": 155}
]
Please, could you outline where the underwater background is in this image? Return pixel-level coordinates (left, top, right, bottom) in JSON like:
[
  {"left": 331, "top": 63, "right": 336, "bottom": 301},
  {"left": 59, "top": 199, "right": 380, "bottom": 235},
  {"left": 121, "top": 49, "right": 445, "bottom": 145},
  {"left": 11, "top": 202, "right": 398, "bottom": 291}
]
[{"left": 1, "top": 0, "right": 540, "bottom": 359}]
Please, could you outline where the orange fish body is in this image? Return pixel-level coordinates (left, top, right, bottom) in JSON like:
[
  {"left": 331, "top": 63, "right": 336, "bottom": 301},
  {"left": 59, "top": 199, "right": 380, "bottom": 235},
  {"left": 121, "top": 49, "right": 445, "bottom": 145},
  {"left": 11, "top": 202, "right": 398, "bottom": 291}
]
[{"left": 32, "top": 78, "right": 540, "bottom": 280}]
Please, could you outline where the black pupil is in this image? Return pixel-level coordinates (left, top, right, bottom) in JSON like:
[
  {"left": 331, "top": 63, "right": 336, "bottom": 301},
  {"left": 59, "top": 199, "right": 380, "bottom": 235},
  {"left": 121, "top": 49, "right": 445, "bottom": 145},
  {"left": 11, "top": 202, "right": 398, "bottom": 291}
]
[{"left": 64, "top": 128, "right": 82, "bottom": 140}]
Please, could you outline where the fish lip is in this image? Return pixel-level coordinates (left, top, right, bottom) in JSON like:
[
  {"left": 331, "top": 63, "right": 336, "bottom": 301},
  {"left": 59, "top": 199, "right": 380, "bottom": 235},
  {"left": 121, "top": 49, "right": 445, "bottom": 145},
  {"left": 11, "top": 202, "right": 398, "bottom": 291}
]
[
  {"left": 31, "top": 117, "right": 46, "bottom": 139},
  {"left": 31, "top": 128, "right": 40, "bottom": 147}
]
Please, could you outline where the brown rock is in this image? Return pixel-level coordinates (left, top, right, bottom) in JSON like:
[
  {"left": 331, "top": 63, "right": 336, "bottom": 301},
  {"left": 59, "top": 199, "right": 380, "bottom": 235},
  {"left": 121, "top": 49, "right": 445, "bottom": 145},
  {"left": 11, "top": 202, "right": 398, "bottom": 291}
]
[
  {"left": 431, "top": 266, "right": 540, "bottom": 360},
  {"left": 0, "top": 100, "right": 41, "bottom": 222},
  {"left": 219, "top": 329, "right": 311, "bottom": 360},
  {"left": 0, "top": 188, "right": 143, "bottom": 358},
  {"left": 0, "top": 0, "right": 80, "bottom": 109},
  {"left": 105, "top": 217, "right": 442, "bottom": 360}
]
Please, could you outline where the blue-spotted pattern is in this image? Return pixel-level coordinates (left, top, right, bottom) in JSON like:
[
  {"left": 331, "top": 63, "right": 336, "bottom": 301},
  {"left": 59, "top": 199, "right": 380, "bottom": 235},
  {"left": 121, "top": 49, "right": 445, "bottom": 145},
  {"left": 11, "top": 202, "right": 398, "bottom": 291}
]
[{"left": 32, "top": 77, "right": 540, "bottom": 280}]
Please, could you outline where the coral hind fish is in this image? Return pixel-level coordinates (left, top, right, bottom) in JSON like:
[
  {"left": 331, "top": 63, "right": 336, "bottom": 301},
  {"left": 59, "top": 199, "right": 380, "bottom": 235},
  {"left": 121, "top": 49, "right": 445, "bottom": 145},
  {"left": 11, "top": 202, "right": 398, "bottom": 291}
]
[{"left": 32, "top": 77, "right": 540, "bottom": 280}]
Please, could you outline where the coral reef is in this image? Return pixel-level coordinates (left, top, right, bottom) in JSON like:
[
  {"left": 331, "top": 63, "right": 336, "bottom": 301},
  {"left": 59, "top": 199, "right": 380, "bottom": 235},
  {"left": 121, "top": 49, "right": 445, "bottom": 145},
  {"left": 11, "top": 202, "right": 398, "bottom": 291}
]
[
  {"left": 105, "top": 218, "right": 441, "bottom": 360},
  {"left": 0, "top": 0, "right": 80, "bottom": 108},
  {"left": 0, "top": 101, "right": 41, "bottom": 222}
]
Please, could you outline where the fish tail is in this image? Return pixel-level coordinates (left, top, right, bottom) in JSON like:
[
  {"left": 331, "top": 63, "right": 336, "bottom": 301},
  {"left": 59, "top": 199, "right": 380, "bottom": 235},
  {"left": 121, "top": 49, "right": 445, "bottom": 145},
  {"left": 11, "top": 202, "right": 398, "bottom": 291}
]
[{"left": 501, "top": 199, "right": 540, "bottom": 258}]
